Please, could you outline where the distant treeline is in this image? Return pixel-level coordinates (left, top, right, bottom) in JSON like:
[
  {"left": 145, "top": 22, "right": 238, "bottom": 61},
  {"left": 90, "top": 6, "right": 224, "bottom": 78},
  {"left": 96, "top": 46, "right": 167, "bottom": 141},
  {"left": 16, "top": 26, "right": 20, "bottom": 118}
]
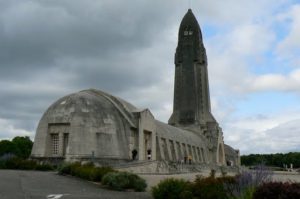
[
  {"left": 0, "top": 136, "right": 33, "bottom": 159},
  {"left": 241, "top": 152, "right": 300, "bottom": 168}
]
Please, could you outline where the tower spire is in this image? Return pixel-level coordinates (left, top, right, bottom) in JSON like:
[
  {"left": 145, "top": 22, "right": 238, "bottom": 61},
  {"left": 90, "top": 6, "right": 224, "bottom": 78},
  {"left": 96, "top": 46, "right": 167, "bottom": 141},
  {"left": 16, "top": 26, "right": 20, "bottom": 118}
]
[{"left": 168, "top": 9, "right": 215, "bottom": 127}]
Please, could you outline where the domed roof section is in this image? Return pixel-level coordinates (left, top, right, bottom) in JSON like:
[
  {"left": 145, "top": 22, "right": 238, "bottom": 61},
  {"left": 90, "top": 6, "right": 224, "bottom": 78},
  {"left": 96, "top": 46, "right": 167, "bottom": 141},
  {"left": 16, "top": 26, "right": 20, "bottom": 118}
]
[
  {"left": 41, "top": 89, "right": 138, "bottom": 128},
  {"left": 179, "top": 9, "right": 203, "bottom": 41}
]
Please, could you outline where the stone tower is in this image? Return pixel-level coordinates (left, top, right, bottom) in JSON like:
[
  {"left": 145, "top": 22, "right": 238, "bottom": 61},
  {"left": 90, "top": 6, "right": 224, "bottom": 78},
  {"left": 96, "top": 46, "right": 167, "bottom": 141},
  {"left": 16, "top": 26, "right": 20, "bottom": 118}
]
[
  {"left": 168, "top": 9, "right": 226, "bottom": 165},
  {"left": 169, "top": 9, "right": 215, "bottom": 128}
]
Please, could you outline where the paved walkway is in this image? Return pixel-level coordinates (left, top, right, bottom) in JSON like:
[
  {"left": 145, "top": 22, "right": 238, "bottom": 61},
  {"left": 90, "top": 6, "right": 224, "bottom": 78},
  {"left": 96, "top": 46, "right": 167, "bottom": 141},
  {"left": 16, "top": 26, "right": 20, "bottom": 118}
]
[
  {"left": 0, "top": 170, "right": 152, "bottom": 199},
  {"left": 272, "top": 171, "right": 300, "bottom": 182}
]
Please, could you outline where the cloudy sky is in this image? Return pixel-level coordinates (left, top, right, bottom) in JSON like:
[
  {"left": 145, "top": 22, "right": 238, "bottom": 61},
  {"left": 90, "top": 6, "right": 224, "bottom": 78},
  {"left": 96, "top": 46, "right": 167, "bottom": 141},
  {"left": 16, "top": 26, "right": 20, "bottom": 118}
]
[{"left": 1, "top": 0, "right": 300, "bottom": 155}]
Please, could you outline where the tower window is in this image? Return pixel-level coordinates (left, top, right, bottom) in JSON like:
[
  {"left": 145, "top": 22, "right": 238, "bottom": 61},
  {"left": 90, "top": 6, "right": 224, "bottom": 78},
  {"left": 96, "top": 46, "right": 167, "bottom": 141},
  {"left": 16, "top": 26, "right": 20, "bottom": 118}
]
[
  {"left": 184, "top": 31, "right": 189, "bottom": 36},
  {"left": 51, "top": 134, "right": 59, "bottom": 155},
  {"left": 189, "top": 31, "right": 193, "bottom": 35}
]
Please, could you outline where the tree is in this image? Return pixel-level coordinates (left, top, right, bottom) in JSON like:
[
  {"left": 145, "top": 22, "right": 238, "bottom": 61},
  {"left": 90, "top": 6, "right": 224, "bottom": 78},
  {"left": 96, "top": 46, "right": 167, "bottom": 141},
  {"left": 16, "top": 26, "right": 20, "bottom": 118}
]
[
  {"left": 241, "top": 152, "right": 300, "bottom": 167},
  {"left": 11, "top": 136, "right": 33, "bottom": 159},
  {"left": 0, "top": 140, "right": 17, "bottom": 157}
]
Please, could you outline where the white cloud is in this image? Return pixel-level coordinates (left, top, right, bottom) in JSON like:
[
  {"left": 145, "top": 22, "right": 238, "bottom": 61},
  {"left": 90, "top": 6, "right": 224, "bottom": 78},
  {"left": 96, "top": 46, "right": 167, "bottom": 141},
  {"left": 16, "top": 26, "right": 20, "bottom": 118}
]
[
  {"left": 197, "top": 0, "right": 287, "bottom": 26},
  {"left": 242, "top": 119, "right": 300, "bottom": 154},
  {"left": 248, "top": 68, "right": 300, "bottom": 92},
  {"left": 224, "top": 109, "right": 300, "bottom": 154},
  {"left": 276, "top": 4, "right": 300, "bottom": 60},
  {"left": 205, "top": 21, "right": 275, "bottom": 95},
  {"left": 0, "top": 119, "right": 32, "bottom": 140}
]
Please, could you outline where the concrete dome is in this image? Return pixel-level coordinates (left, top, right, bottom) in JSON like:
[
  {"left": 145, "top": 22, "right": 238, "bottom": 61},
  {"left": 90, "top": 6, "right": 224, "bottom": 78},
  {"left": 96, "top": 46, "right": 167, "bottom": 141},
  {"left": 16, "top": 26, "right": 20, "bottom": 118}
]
[
  {"left": 31, "top": 89, "right": 138, "bottom": 162},
  {"left": 42, "top": 89, "right": 138, "bottom": 128}
]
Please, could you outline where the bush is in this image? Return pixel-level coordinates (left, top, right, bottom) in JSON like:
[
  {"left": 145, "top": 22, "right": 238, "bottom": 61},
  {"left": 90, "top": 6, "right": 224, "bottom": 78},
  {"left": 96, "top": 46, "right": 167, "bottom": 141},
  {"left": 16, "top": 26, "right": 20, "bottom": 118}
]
[
  {"left": 18, "top": 159, "right": 38, "bottom": 170},
  {"left": 1, "top": 157, "right": 22, "bottom": 169},
  {"left": 69, "top": 162, "right": 82, "bottom": 176},
  {"left": 222, "top": 165, "right": 273, "bottom": 199},
  {"left": 151, "top": 178, "right": 192, "bottom": 199},
  {"left": 35, "top": 163, "right": 54, "bottom": 171},
  {"left": 253, "top": 182, "right": 300, "bottom": 199},
  {"left": 58, "top": 163, "right": 72, "bottom": 175},
  {"left": 192, "top": 176, "right": 230, "bottom": 199},
  {"left": 0, "top": 157, "right": 36, "bottom": 170},
  {"left": 130, "top": 175, "right": 148, "bottom": 192},
  {"left": 75, "top": 164, "right": 93, "bottom": 180},
  {"left": 0, "top": 157, "right": 54, "bottom": 171},
  {"left": 90, "top": 166, "right": 115, "bottom": 182},
  {"left": 58, "top": 162, "right": 116, "bottom": 182},
  {"left": 102, "top": 172, "right": 147, "bottom": 192},
  {"left": 102, "top": 172, "right": 130, "bottom": 191}
]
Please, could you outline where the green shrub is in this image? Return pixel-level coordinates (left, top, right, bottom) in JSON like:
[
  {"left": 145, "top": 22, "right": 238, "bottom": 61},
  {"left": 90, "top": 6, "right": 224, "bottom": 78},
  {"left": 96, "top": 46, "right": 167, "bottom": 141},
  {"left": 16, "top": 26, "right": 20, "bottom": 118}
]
[
  {"left": 69, "top": 162, "right": 82, "bottom": 176},
  {"left": 58, "top": 163, "right": 72, "bottom": 175},
  {"left": 0, "top": 160, "right": 5, "bottom": 169},
  {"left": 76, "top": 165, "right": 93, "bottom": 180},
  {"left": 19, "top": 159, "right": 38, "bottom": 170},
  {"left": 102, "top": 172, "right": 129, "bottom": 191},
  {"left": 239, "top": 187, "right": 256, "bottom": 199},
  {"left": 151, "top": 178, "right": 191, "bottom": 199},
  {"left": 253, "top": 182, "right": 300, "bottom": 199},
  {"left": 124, "top": 171, "right": 147, "bottom": 192},
  {"left": 35, "top": 163, "right": 54, "bottom": 171},
  {"left": 192, "top": 176, "right": 229, "bottom": 199},
  {"left": 131, "top": 175, "right": 148, "bottom": 192},
  {"left": 0, "top": 156, "right": 54, "bottom": 171},
  {"left": 0, "top": 157, "right": 37, "bottom": 170},
  {"left": 58, "top": 162, "right": 116, "bottom": 183},
  {"left": 89, "top": 166, "right": 115, "bottom": 182},
  {"left": 102, "top": 172, "right": 147, "bottom": 191},
  {"left": 4, "top": 157, "right": 23, "bottom": 169}
]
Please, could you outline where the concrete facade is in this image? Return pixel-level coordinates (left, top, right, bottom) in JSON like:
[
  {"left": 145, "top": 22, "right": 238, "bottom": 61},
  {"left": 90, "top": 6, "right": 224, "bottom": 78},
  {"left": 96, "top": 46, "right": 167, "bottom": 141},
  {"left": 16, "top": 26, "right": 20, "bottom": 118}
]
[{"left": 31, "top": 9, "right": 240, "bottom": 170}]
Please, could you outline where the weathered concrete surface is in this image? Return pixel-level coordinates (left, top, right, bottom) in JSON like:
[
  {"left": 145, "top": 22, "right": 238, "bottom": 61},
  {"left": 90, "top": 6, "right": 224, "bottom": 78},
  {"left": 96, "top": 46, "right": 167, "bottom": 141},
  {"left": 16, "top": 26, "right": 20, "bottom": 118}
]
[
  {"left": 31, "top": 89, "right": 138, "bottom": 161},
  {"left": 0, "top": 170, "right": 152, "bottom": 199}
]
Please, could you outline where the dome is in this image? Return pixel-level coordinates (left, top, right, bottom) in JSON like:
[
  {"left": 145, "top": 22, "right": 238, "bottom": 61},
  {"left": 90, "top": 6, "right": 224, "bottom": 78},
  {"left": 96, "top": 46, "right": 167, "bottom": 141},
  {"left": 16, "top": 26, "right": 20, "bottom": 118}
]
[
  {"left": 42, "top": 89, "right": 138, "bottom": 128},
  {"left": 31, "top": 89, "right": 138, "bottom": 161}
]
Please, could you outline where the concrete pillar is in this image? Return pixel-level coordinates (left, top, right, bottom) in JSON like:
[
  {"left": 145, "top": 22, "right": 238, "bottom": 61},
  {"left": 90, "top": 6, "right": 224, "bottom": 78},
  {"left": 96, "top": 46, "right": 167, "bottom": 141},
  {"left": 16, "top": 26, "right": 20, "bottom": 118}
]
[
  {"left": 58, "top": 132, "right": 64, "bottom": 156},
  {"left": 165, "top": 139, "right": 173, "bottom": 161},
  {"left": 138, "top": 119, "right": 144, "bottom": 160},
  {"left": 182, "top": 143, "right": 187, "bottom": 157},
  {"left": 157, "top": 137, "right": 165, "bottom": 160},
  {"left": 192, "top": 146, "right": 199, "bottom": 162},
  {"left": 174, "top": 142, "right": 179, "bottom": 161},
  {"left": 197, "top": 147, "right": 203, "bottom": 162},
  {"left": 151, "top": 131, "right": 156, "bottom": 160}
]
